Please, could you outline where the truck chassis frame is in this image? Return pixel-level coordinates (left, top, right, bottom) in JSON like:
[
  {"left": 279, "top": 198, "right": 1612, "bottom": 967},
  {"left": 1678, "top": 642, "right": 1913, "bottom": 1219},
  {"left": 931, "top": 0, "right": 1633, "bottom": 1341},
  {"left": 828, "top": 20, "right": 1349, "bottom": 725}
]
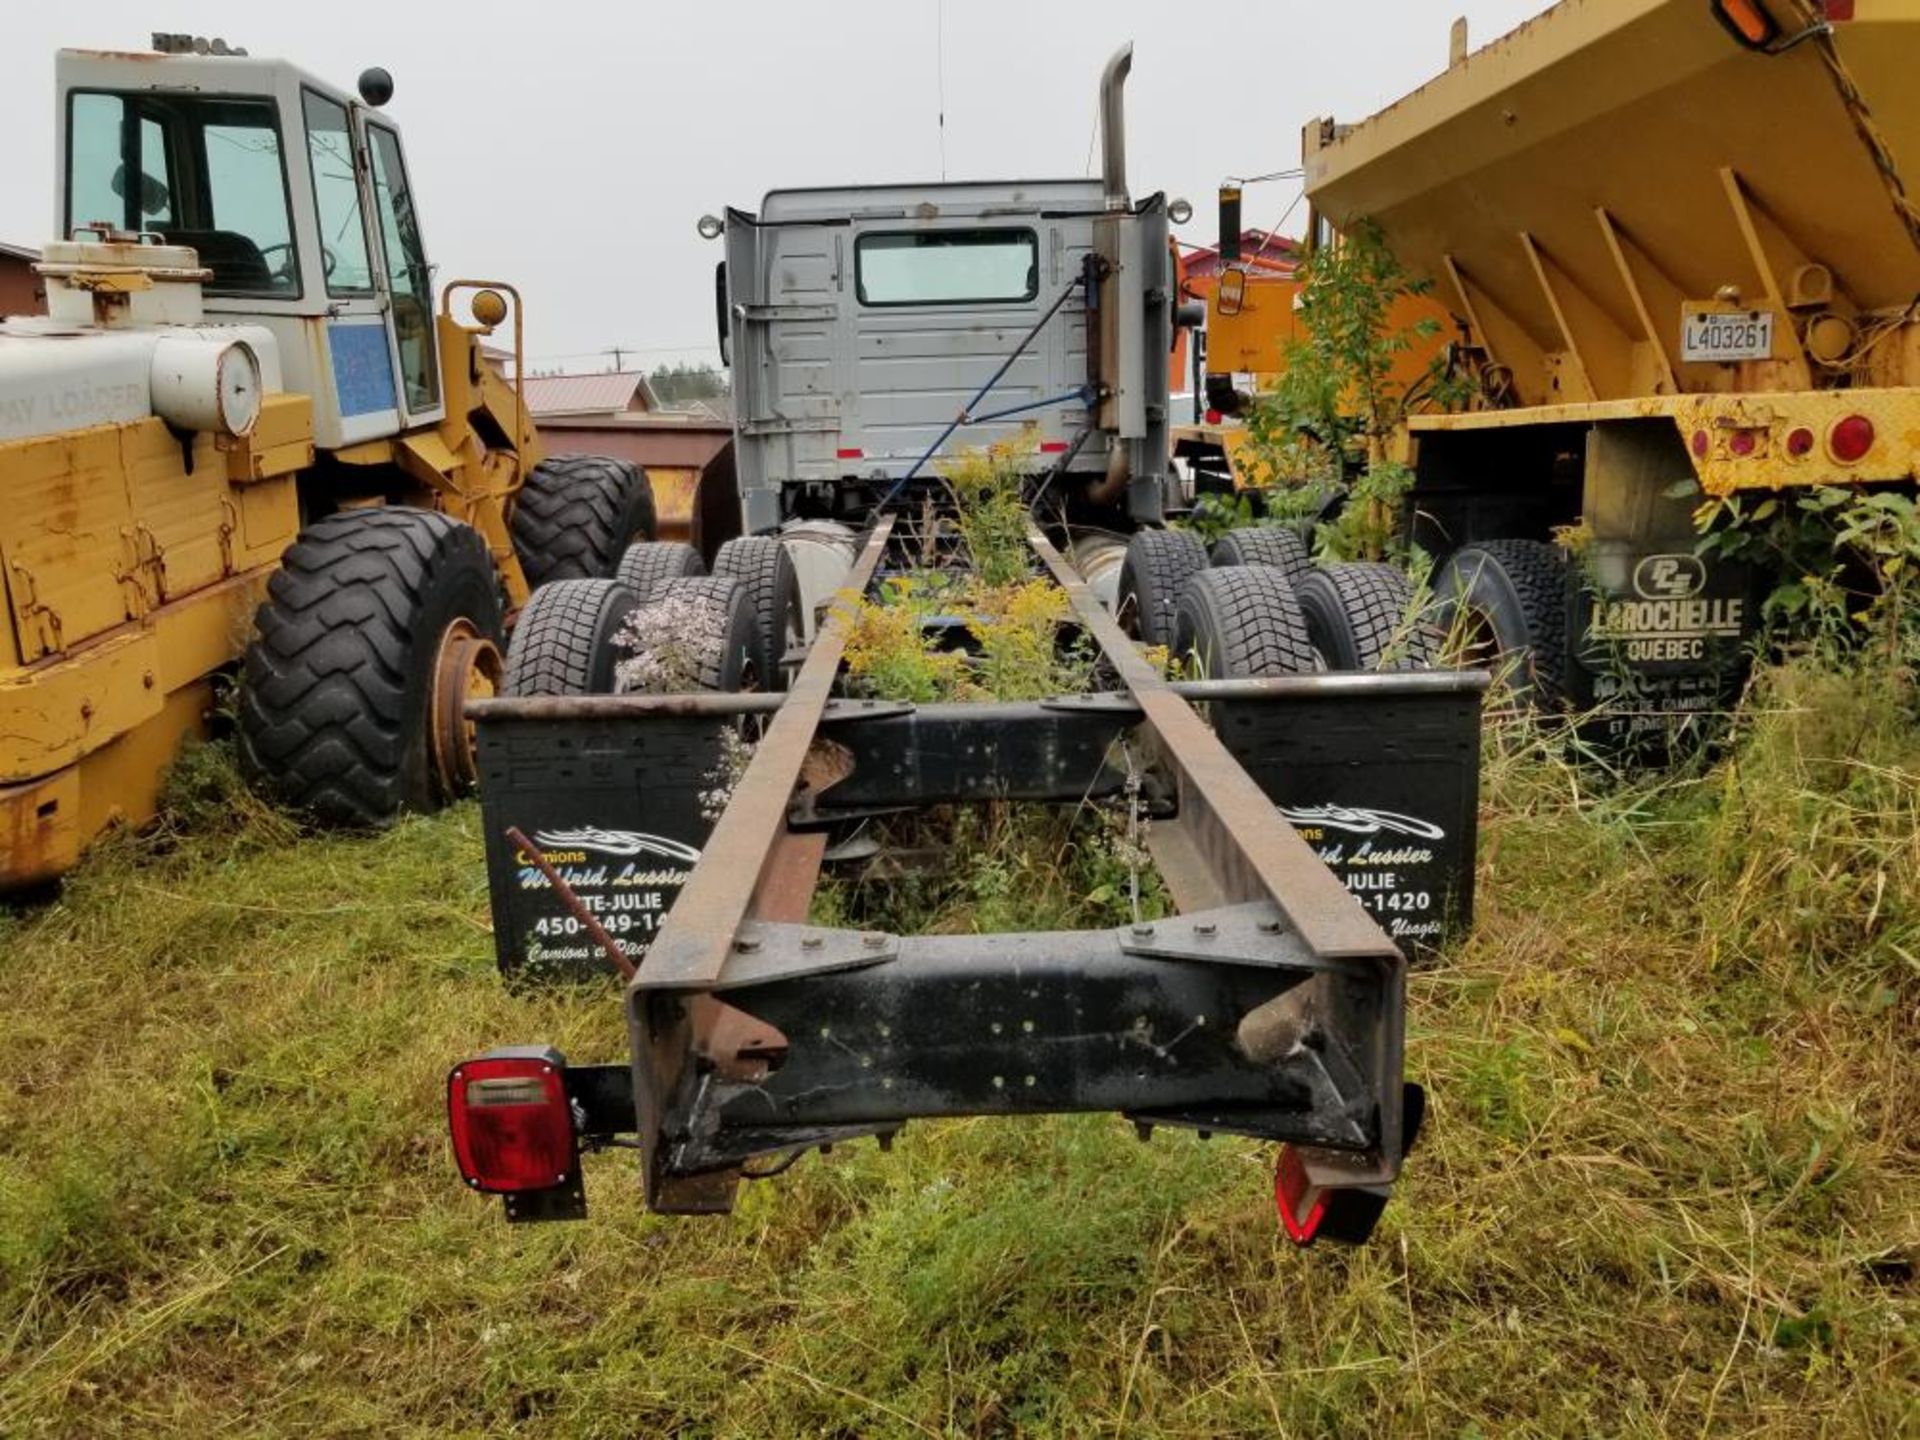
[{"left": 464, "top": 521, "right": 1486, "bottom": 1234}]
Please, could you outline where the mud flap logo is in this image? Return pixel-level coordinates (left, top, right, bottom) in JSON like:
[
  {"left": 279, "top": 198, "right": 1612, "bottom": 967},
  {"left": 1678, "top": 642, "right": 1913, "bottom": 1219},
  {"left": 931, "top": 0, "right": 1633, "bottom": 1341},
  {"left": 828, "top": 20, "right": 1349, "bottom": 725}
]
[
  {"left": 1277, "top": 804, "right": 1445, "bottom": 841},
  {"left": 1633, "top": 554, "right": 1707, "bottom": 601},
  {"left": 528, "top": 827, "right": 701, "bottom": 863}
]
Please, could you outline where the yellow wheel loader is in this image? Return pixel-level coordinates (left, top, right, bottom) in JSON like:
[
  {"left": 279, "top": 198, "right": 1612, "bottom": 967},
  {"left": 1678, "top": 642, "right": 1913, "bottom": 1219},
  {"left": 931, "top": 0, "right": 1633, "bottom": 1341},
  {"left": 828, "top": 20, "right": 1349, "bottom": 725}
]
[{"left": 0, "top": 37, "right": 665, "bottom": 888}]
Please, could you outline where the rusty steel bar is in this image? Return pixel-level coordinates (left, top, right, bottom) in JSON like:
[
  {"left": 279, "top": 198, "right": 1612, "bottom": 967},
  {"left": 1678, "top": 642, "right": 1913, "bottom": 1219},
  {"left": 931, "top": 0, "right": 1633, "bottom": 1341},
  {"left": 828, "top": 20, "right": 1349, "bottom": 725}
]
[
  {"left": 501, "top": 825, "right": 637, "bottom": 982},
  {"left": 1171, "top": 671, "right": 1490, "bottom": 701},
  {"left": 470, "top": 691, "right": 788, "bottom": 723},
  {"left": 636, "top": 516, "right": 896, "bottom": 990},
  {"left": 1028, "top": 528, "right": 1393, "bottom": 961}
]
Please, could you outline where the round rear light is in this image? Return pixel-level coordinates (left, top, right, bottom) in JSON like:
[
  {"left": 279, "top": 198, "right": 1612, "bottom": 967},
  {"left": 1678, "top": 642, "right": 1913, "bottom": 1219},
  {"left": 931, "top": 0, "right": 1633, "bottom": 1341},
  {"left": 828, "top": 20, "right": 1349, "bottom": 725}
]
[
  {"left": 1691, "top": 429, "right": 1710, "bottom": 459},
  {"left": 1204, "top": 409, "right": 1223, "bottom": 426},
  {"left": 1729, "top": 429, "right": 1758, "bottom": 457},
  {"left": 1786, "top": 427, "right": 1815, "bottom": 458},
  {"left": 1829, "top": 414, "right": 1875, "bottom": 464}
]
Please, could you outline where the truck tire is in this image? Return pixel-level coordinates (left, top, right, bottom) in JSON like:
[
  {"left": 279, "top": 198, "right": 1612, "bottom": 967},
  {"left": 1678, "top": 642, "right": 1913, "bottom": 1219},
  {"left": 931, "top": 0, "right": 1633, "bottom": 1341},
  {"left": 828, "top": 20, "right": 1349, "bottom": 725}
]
[
  {"left": 1296, "top": 562, "right": 1435, "bottom": 671},
  {"left": 1173, "top": 566, "right": 1318, "bottom": 679},
  {"left": 502, "top": 579, "right": 641, "bottom": 697},
  {"left": 615, "top": 540, "right": 706, "bottom": 600},
  {"left": 511, "top": 455, "right": 656, "bottom": 588},
  {"left": 239, "top": 507, "right": 505, "bottom": 826},
  {"left": 713, "top": 535, "right": 805, "bottom": 690},
  {"left": 1117, "top": 528, "right": 1210, "bottom": 645},
  {"left": 1431, "top": 539, "right": 1569, "bottom": 704},
  {"left": 1209, "top": 526, "right": 1311, "bottom": 586},
  {"left": 647, "top": 575, "right": 759, "bottom": 691}
]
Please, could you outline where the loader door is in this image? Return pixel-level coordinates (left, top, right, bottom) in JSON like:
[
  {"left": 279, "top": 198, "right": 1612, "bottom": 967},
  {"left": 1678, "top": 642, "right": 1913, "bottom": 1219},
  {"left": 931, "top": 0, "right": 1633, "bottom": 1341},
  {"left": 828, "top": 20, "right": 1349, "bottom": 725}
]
[
  {"left": 361, "top": 119, "right": 443, "bottom": 428},
  {"left": 299, "top": 87, "right": 405, "bottom": 445}
]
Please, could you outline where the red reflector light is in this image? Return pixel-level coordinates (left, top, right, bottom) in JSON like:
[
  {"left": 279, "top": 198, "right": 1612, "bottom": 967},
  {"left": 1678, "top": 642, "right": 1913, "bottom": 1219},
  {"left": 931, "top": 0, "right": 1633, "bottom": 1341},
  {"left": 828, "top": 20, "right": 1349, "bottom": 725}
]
[
  {"left": 1728, "top": 429, "right": 1758, "bottom": 458},
  {"left": 1787, "top": 427, "right": 1815, "bottom": 458},
  {"left": 1205, "top": 409, "right": 1224, "bottom": 425},
  {"left": 448, "top": 1055, "right": 575, "bottom": 1193},
  {"left": 836, "top": 447, "right": 865, "bottom": 460},
  {"left": 1829, "top": 414, "right": 1875, "bottom": 464},
  {"left": 1038, "top": 441, "right": 1069, "bottom": 454},
  {"left": 1713, "top": 0, "right": 1779, "bottom": 46},
  {"left": 1274, "top": 1144, "right": 1327, "bottom": 1245},
  {"left": 1691, "top": 429, "right": 1710, "bottom": 459}
]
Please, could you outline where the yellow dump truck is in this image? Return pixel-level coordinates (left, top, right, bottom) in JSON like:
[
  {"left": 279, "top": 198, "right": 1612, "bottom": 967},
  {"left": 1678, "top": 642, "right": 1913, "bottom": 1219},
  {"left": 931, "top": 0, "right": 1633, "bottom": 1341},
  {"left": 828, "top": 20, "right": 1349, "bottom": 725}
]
[
  {"left": 0, "top": 39, "right": 665, "bottom": 889},
  {"left": 1304, "top": 0, "right": 1920, "bottom": 738}
]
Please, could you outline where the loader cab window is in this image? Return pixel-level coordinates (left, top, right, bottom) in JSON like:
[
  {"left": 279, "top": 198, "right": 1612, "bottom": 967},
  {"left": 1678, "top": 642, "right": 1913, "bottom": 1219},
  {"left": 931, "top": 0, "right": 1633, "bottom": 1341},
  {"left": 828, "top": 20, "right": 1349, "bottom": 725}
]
[
  {"left": 301, "top": 89, "right": 376, "bottom": 295},
  {"left": 65, "top": 90, "right": 299, "bottom": 298},
  {"left": 367, "top": 122, "right": 439, "bottom": 411},
  {"left": 856, "top": 228, "right": 1039, "bottom": 306}
]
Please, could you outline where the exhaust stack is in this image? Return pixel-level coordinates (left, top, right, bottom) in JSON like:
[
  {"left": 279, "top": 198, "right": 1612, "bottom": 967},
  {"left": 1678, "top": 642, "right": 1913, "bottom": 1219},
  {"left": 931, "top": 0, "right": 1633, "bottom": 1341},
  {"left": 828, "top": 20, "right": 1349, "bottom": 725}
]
[{"left": 1100, "top": 43, "right": 1133, "bottom": 211}]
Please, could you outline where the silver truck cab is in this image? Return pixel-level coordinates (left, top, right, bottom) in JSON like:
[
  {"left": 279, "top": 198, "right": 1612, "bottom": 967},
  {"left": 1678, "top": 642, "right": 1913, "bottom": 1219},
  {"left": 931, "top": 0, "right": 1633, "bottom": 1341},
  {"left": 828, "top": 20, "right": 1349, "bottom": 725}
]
[{"left": 714, "top": 46, "right": 1178, "bottom": 535}]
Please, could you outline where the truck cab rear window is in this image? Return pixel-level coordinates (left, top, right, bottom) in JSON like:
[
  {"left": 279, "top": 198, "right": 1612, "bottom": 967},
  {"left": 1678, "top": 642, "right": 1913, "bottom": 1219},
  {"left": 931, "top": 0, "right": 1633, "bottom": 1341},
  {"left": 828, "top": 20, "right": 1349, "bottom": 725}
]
[{"left": 856, "top": 229, "right": 1038, "bottom": 306}]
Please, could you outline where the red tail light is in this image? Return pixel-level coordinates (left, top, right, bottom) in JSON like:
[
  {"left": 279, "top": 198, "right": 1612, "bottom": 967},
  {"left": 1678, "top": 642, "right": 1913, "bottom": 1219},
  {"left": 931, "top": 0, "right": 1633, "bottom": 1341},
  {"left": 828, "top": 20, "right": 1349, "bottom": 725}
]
[
  {"left": 1274, "top": 1144, "right": 1327, "bottom": 1245},
  {"left": 836, "top": 447, "right": 865, "bottom": 460},
  {"left": 449, "top": 1050, "right": 576, "bottom": 1193},
  {"left": 1786, "top": 427, "right": 1815, "bottom": 458},
  {"left": 1829, "top": 414, "right": 1874, "bottom": 464},
  {"left": 1038, "top": 440, "right": 1070, "bottom": 454},
  {"left": 1204, "top": 408, "right": 1224, "bottom": 425}
]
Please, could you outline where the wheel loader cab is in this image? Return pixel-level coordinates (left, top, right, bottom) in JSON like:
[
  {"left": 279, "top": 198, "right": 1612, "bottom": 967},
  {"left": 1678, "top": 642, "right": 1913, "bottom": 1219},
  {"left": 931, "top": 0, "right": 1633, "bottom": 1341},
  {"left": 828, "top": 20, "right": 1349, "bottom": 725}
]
[{"left": 54, "top": 47, "right": 443, "bottom": 449}]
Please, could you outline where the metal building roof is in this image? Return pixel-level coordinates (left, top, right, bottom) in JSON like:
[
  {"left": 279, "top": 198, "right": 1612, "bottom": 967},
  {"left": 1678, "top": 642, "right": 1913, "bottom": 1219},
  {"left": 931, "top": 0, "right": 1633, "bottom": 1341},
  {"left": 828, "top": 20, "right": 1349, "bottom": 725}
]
[{"left": 521, "top": 371, "right": 660, "bottom": 416}]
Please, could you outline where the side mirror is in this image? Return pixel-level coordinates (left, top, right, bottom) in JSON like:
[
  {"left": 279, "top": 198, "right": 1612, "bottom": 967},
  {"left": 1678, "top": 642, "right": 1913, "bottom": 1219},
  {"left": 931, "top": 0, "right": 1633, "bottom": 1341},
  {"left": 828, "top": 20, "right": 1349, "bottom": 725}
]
[
  {"left": 1216, "top": 266, "right": 1247, "bottom": 319},
  {"left": 1711, "top": 0, "right": 1782, "bottom": 49}
]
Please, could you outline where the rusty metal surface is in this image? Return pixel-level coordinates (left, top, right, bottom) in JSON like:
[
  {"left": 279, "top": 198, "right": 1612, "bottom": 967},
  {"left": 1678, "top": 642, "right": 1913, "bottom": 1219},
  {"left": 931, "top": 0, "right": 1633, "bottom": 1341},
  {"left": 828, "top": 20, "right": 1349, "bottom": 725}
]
[
  {"left": 635, "top": 514, "right": 894, "bottom": 991},
  {"left": 1029, "top": 527, "right": 1396, "bottom": 962},
  {"left": 502, "top": 826, "right": 637, "bottom": 982},
  {"left": 468, "top": 691, "right": 787, "bottom": 723}
]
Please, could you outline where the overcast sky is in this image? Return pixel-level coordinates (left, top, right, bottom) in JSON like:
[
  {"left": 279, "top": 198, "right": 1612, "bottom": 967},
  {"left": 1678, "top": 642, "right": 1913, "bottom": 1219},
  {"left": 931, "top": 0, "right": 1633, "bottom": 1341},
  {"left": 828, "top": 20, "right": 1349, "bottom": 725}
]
[{"left": 2, "top": 0, "right": 1550, "bottom": 372}]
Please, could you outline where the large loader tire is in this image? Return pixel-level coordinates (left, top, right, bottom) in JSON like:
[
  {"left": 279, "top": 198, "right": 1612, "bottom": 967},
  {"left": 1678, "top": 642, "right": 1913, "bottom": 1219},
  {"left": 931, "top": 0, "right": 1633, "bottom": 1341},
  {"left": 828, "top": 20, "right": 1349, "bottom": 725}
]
[
  {"left": 1173, "top": 566, "right": 1318, "bottom": 679},
  {"left": 614, "top": 540, "right": 706, "bottom": 600},
  {"left": 1116, "top": 528, "right": 1210, "bottom": 645},
  {"left": 1431, "top": 539, "right": 1570, "bottom": 705},
  {"left": 502, "top": 579, "right": 641, "bottom": 697},
  {"left": 713, "top": 535, "right": 804, "bottom": 689},
  {"left": 1296, "top": 561, "right": 1435, "bottom": 672},
  {"left": 511, "top": 455, "right": 656, "bottom": 588},
  {"left": 239, "top": 507, "right": 505, "bottom": 826},
  {"left": 1209, "top": 525, "right": 1311, "bottom": 586}
]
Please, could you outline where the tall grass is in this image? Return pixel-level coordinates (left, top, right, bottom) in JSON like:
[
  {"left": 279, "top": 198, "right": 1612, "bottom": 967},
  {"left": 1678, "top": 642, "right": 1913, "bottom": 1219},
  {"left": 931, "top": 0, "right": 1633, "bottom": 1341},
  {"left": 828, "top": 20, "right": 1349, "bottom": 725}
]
[{"left": 0, "top": 666, "right": 1914, "bottom": 1436}]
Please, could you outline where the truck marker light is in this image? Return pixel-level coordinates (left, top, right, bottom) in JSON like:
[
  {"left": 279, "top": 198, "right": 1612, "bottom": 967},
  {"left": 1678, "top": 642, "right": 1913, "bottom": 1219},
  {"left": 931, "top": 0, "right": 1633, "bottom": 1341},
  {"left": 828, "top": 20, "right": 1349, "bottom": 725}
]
[
  {"left": 1728, "top": 429, "right": 1759, "bottom": 458},
  {"left": 448, "top": 1056, "right": 576, "bottom": 1193},
  {"left": 1829, "top": 414, "right": 1874, "bottom": 464},
  {"left": 1274, "top": 1144, "right": 1327, "bottom": 1245},
  {"left": 1786, "top": 427, "right": 1815, "bottom": 458},
  {"left": 836, "top": 447, "right": 865, "bottom": 460},
  {"left": 1691, "top": 429, "right": 1710, "bottom": 459},
  {"left": 1038, "top": 440, "right": 1070, "bottom": 453}
]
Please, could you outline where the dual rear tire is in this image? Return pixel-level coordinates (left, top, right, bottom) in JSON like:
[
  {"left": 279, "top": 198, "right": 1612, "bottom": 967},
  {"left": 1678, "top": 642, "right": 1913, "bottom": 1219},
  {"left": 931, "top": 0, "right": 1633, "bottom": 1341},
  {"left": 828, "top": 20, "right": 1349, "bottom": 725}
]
[{"left": 1122, "top": 527, "right": 1435, "bottom": 677}]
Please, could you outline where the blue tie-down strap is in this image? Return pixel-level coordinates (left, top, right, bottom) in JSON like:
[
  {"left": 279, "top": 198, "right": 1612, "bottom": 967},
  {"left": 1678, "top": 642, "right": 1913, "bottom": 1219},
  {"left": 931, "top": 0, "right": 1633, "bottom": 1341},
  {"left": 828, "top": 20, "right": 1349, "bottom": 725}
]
[{"left": 879, "top": 384, "right": 1097, "bottom": 512}]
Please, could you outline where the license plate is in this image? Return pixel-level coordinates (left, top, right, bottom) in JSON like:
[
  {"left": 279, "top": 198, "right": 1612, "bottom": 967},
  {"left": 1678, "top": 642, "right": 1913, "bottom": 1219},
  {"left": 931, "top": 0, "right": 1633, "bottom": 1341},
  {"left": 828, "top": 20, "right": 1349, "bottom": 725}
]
[{"left": 1681, "top": 309, "right": 1773, "bottom": 363}]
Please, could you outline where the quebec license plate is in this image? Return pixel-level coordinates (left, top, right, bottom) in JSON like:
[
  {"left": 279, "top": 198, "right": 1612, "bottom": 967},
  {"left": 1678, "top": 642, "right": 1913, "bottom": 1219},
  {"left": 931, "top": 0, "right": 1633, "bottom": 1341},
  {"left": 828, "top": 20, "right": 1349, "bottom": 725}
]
[{"left": 1681, "top": 309, "right": 1773, "bottom": 363}]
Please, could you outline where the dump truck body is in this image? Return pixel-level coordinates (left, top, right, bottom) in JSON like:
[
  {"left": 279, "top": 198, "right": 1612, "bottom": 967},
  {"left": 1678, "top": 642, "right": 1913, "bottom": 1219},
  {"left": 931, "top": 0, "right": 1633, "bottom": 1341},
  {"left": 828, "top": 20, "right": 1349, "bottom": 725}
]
[{"left": 1304, "top": 0, "right": 1920, "bottom": 741}]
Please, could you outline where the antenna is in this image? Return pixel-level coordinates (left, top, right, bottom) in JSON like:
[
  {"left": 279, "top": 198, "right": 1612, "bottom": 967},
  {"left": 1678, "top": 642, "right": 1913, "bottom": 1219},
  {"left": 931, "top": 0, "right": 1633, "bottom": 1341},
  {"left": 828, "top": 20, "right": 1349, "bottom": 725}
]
[{"left": 936, "top": 0, "right": 948, "bottom": 181}]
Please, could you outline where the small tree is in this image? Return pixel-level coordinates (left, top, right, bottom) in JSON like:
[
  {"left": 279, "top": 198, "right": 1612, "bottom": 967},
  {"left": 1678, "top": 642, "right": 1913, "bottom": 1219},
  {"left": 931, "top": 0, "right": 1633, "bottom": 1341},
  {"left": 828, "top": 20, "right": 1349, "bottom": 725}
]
[{"left": 1241, "top": 221, "right": 1468, "bottom": 561}]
